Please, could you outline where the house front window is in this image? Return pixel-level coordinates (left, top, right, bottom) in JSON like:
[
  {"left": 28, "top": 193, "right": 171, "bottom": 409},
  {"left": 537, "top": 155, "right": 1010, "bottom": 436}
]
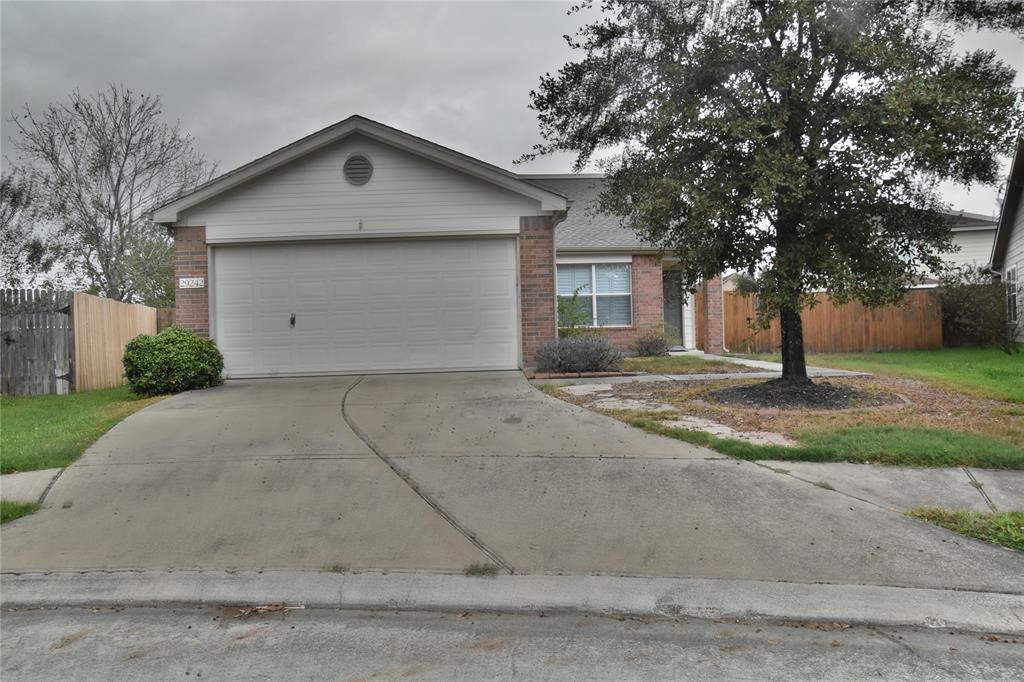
[{"left": 556, "top": 263, "right": 633, "bottom": 327}]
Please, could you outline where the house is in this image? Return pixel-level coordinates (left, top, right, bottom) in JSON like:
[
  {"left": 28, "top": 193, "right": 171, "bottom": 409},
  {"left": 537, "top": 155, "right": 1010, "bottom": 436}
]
[
  {"left": 989, "top": 137, "right": 1023, "bottom": 341},
  {"left": 937, "top": 211, "right": 999, "bottom": 275},
  {"left": 153, "top": 116, "right": 717, "bottom": 378}
]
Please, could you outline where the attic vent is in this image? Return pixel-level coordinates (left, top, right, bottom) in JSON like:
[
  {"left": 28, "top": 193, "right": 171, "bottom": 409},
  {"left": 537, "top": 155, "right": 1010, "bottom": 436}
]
[{"left": 344, "top": 154, "right": 373, "bottom": 186}]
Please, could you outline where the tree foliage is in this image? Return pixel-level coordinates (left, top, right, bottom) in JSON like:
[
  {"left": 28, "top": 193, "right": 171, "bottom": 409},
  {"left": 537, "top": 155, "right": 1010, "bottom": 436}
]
[
  {"left": 0, "top": 170, "right": 54, "bottom": 287},
  {"left": 8, "top": 85, "right": 215, "bottom": 303},
  {"left": 525, "top": 0, "right": 1022, "bottom": 379}
]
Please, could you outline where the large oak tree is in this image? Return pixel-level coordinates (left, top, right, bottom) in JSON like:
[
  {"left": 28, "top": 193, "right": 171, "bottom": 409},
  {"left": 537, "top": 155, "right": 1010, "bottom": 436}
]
[{"left": 525, "top": 0, "right": 1022, "bottom": 381}]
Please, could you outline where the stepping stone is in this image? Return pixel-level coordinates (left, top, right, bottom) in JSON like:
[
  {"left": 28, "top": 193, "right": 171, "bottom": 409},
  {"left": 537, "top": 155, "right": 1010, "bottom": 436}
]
[
  {"left": 562, "top": 383, "right": 614, "bottom": 396},
  {"left": 590, "top": 397, "right": 675, "bottom": 412}
]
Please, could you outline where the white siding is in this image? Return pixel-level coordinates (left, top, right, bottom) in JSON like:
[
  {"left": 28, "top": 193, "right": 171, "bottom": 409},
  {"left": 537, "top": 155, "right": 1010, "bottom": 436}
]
[
  {"left": 941, "top": 229, "right": 997, "bottom": 270},
  {"left": 180, "top": 134, "right": 543, "bottom": 242},
  {"left": 1005, "top": 195, "right": 1024, "bottom": 341}
]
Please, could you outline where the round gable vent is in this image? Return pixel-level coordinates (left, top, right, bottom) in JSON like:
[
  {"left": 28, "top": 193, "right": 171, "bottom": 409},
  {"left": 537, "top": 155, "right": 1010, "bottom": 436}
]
[{"left": 344, "top": 154, "right": 373, "bottom": 186}]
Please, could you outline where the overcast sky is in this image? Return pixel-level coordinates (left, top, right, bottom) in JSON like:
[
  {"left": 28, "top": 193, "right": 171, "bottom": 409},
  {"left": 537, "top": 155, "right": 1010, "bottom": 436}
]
[{"left": 2, "top": 1, "right": 1022, "bottom": 217}]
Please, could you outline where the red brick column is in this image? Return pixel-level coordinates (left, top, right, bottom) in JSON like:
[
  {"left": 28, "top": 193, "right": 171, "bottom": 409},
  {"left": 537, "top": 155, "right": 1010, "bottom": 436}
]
[
  {"left": 173, "top": 226, "right": 209, "bottom": 337},
  {"left": 701, "top": 274, "right": 724, "bottom": 354},
  {"left": 519, "top": 216, "right": 557, "bottom": 365}
]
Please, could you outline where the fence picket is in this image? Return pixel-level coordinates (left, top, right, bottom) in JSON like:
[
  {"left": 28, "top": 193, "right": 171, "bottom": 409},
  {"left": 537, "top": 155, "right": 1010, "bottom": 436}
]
[
  {"left": 723, "top": 290, "right": 943, "bottom": 354},
  {"left": 1, "top": 289, "right": 157, "bottom": 395}
]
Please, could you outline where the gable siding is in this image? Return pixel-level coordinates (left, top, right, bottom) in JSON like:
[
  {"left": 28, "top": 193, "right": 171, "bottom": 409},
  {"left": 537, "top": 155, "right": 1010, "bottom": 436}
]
[{"left": 179, "top": 134, "right": 543, "bottom": 242}]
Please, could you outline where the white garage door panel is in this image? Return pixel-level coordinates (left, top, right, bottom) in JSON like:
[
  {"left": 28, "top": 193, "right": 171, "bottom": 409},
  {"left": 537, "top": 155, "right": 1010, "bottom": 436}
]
[{"left": 214, "top": 239, "right": 519, "bottom": 376}]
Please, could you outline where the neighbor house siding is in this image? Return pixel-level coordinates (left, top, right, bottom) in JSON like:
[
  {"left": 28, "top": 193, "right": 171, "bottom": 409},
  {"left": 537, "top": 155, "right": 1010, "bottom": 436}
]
[
  {"left": 944, "top": 229, "right": 998, "bottom": 270},
  {"left": 173, "top": 226, "right": 209, "bottom": 337},
  {"left": 178, "top": 134, "right": 545, "bottom": 242}
]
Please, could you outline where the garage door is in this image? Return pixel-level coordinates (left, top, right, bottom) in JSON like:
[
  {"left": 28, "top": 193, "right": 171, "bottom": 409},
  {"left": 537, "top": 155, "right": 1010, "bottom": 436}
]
[{"left": 214, "top": 239, "right": 519, "bottom": 377}]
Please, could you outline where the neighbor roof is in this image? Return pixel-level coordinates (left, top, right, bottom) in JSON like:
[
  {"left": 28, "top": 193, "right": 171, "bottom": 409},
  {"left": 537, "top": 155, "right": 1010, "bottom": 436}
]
[
  {"left": 991, "top": 135, "right": 1024, "bottom": 271},
  {"left": 153, "top": 115, "right": 568, "bottom": 224},
  {"left": 519, "top": 175, "right": 656, "bottom": 252}
]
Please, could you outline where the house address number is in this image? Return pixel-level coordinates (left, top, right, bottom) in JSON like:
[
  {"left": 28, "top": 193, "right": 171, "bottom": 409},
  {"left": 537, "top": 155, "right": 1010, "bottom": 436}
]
[{"left": 178, "top": 277, "right": 205, "bottom": 289}]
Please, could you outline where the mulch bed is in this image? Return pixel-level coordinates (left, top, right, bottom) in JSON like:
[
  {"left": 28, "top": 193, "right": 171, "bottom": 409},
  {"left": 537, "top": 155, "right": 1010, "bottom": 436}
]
[{"left": 706, "top": 378, "right": 905, "bottom": 410}]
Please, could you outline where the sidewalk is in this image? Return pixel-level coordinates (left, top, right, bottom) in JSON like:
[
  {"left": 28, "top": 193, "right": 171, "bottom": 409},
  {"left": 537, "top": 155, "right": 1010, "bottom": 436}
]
[
  {"left": 757, "top": 461, "right": 1024, "bottom": 513},
  {"left": 534, "top": 351, "right": 866, "bottom": 386}
]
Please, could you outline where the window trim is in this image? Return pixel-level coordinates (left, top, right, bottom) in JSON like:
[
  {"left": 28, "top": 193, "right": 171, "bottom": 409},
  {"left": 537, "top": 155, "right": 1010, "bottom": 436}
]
[
  {"left": 557, "top": 262, "right": 634, "bottom": 328},
  {"left": 1007, "top": 266, "right": 1019, "bottom": 324}
]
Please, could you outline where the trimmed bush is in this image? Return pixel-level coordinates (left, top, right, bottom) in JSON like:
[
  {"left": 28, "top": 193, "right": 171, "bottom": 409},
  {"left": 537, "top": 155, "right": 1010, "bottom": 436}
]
[
  {"left": 535, "top": 335, "right": 623, "bottom": 373},
  {"left": 123, "top": 325, "right": 224, "bottom": 396},
  {"left": 937, "top": 265, "right": 1018, "bottom": 352},
  {"left": 632, "top": 331, "right": 670, "bottom": 357}
]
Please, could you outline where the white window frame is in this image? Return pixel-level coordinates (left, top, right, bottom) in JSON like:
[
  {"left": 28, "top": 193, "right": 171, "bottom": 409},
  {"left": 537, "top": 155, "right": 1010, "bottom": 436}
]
[
  {"left": 556, "top": 262, "right": 634, "bottom": 328},
  {"left": 1007, "top": 266, "right": 1019, "bottom": 323}
]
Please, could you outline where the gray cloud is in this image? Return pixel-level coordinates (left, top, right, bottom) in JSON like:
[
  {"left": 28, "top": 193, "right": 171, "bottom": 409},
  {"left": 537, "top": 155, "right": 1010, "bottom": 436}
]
[{"left": 3, "top": 1, "right": 1021, "bottom": 215}]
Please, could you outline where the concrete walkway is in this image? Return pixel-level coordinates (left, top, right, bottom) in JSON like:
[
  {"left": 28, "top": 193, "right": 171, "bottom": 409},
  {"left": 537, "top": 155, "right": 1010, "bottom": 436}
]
[
  {"left": 2, "top": 372, "right": 1021, "bottom": 596},
  {"left": 536, "top": 351, "right": 866, "bottom": 386},
  {"left": 761, "top": 461, "right": 1024, "bottom": 513},
  {"left": 0, "top": 468, "right": 62, "bottom": 503}
]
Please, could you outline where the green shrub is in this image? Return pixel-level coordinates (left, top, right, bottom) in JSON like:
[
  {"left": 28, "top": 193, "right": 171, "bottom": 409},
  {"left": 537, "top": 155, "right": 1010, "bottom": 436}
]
[
  {"left": 937, "top": 265, "right": 1018, "bottom": 352},
  {"left": 632, "top": 330, "right": 670, "bottom": 356},
  {"left": 122, "top": 326, "right": 224, "bottom": 396}
]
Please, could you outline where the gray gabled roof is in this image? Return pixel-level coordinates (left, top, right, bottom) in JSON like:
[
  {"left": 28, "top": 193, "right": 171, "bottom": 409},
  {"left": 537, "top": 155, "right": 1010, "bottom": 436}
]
[{"left": 520, "top": 175, "right": 656, "bottom": 252}]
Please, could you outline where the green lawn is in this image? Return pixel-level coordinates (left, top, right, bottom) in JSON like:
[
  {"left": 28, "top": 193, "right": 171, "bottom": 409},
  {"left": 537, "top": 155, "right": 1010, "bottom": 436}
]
[
  {"left": 0, "top": 500, "right": 40, "bottom": 524},
  {"left": 908, "top": 507, "right": 1023, "bottom": 553},
  {"left": 625, "top": 417, "right": 1024, "bottom": 469},
  {"left": 0, "top": 386, "right": 162, "bottom": 474},
  {"left": 622, "top": 355, "right": 754, "bottom": 374},
  {"left": 733, "top": 347, "right": 1023, "bottom": 402}
]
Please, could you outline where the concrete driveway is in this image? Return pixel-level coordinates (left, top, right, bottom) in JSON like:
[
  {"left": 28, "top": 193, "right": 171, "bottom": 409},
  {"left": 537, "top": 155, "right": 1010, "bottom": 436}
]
[{"left": 2, "top": 372, "right": 1022, "bottom": 593}]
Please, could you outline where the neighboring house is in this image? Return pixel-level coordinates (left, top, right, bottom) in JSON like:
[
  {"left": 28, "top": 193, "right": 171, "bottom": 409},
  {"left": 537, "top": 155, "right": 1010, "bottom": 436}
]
[
  {"left": 153, "top": 116, "right": 718, "bottom": 378},
  {"left": 990, "top": 137, "right": 1024, "bottom": 341},
  {"left": 936, "top": 211, "right": 998, "bottom": 276}
]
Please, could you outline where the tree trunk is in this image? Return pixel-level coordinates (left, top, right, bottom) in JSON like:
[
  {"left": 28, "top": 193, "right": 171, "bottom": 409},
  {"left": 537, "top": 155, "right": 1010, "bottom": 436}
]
[{"left": 779, "top": 303, "right": 809, "bottom": 382}]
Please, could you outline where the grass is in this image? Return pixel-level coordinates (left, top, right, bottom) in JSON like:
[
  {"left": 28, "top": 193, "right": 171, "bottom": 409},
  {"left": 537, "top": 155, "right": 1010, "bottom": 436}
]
[
  {"left": 624, "top": 416, "right": 1024, "bottom": 469},
  {"left": 0, "top": 385, "right": 162, "bottom": 474},
  {"left": 622, "top": 355, "right": 754, "bottom": 374},
  {"left": 464, "top": 562, "right": 499, "bottom": 577},
  {"left": 733, "top": 348, "right": 1024, "bottom": 403},
  {"left": 534, "top": 383, "right": 562, "bottom": 396},
  {"left": 908, "top": 507, "right": 1024, "bottom": 553},
  {"left": 1, "top": 500, "right": 40, "bottom": 524}
]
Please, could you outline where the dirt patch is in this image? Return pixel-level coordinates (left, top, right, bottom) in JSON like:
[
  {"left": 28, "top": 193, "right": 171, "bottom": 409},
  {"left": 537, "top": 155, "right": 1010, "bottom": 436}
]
[
  {"left": 706, "top": 379, "right": 904, "bottom": 410},
  {"left": 600, "top": 376, "right": 1024, "bottom": 448}
]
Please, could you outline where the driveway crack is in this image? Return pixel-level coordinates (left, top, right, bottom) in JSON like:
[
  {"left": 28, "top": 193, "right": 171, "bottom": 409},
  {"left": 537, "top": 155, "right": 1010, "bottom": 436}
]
[{"left": 340, "top": 376, "right": 515, "bottom": 574}]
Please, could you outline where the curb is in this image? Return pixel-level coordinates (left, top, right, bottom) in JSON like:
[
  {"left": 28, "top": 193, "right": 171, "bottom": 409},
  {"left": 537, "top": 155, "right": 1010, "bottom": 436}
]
[{"left": 3, "top": 570, "right": 1022, "bottom": 634}]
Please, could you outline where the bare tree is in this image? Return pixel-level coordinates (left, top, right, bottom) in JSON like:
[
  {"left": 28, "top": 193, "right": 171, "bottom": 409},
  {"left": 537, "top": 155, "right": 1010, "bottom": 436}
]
[
  {"left": 8, "top": 85, "right": 216, "bottom": 303},
  {"left": 0, "top": 169, "right": 54, "bottom": 287}
]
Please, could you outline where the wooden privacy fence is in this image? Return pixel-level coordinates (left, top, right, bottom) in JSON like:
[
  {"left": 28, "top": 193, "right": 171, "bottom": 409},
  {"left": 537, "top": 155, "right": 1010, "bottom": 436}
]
[
  {"left": 0, "top": 289, "right": 74, "bottom": 395},
  {"left": 723, "top": 290, "right": 943, "bottom": 354},
  {"left": 1, "top": 289, "right": 157, "bottom": 395}
]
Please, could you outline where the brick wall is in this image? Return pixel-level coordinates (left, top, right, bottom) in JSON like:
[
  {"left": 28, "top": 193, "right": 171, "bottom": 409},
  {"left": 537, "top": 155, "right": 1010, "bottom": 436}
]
[
  {"left": 519, "top": 216, "right": 558, "bottom": 365},
  {"left": 596, "top": 254, "right": 665, "bottom": 351},
  {"left": 701, "top": 274, "right": 724, "bottom": 354},
  {"left": 173, "top": 225, "right": 209, "bottom": 337}
]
